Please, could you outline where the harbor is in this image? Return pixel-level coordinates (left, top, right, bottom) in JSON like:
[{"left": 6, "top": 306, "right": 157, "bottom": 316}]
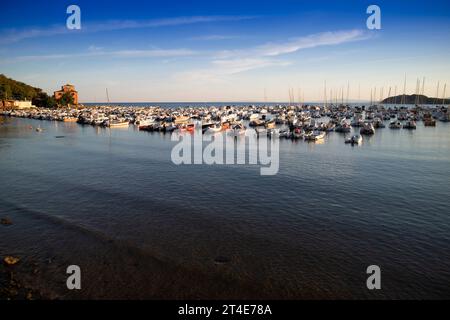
[{"left": 2, "top": 102, "right": 449, "bottom": 144}]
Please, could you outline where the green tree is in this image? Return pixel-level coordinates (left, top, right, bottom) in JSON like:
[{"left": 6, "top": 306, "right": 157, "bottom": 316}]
[
  {"left": 0, "top": 84, "right": 12, "bottom": 99},
  {"left": 32, "top": 91, "right": 57, "bottom": 108},
  {"left": 58, "top": 92, "right": 75, "bottom": 107}
]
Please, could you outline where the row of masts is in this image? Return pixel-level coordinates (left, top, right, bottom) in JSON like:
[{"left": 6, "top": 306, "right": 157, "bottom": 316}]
[{"left": 279, "top": 77, "right": 448, "bottom": 107}]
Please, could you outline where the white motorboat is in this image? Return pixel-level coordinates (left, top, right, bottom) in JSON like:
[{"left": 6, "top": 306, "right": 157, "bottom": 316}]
[
  {"left": 389, "top": 120, "right": 402, "bottom": 129},
  {"left": 360, "top": 122, "right": 375, "bottom": 135},
  {"left": 335, "top": 120, "right": 351, "bottom": 133},
  {"left": 206, "top": 123, "right": 222, "bottom": 133},
  {"left": 403, "top": 120, "right": 417, "bottom": 129},
  {"left": 304, "top": 130, "right": 325, "bottom": 141},
  {"left": 345, "top": 135, "right": 362, "bottom": 144}
]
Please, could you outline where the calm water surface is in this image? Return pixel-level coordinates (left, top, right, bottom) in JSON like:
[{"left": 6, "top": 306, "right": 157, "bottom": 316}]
[{"left": 0, "top": 115, "right": 449, "bottom": 299}]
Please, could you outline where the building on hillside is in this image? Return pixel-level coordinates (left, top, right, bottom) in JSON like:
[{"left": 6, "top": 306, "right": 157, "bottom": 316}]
[{"left": 54, "top": 84, "right": 78, "bottom": 105}]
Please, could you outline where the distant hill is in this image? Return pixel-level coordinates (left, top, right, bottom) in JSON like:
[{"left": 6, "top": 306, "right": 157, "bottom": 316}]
[
  {"left": 0, "top": 74, "right": 56, "bottom": 108},
  {"left": 381, "top": 94, "right": 450, "bottom": 105}
]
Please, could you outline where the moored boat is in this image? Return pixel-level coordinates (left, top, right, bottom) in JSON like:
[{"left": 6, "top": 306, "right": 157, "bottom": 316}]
[
  {"left": 108, "top": 120, "right": 130, "bottom": 127},
  {"left": 304, "top": 130, "right": 325, "bottom": 141},
  {"left": 345, "top": 135, "right": 362, "bottom": 144},
  {"left": 360, "top": 122, "right": 375, "bottom": 135},
  {"left": 389, "top": 120, "right": 402, "bottom": 129},
  {"left": 403, "top": 120, "right": 417, "bottom": 129}
]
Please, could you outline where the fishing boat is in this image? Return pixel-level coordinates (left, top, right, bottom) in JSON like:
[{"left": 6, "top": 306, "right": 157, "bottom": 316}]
[
  {"left": 360, "top": 122, "right": 375, "bottom": 135},
  {"left": 335, "top": 120, "right": 351, "bottom": 133},
  {"left": 186, "top": 123, "right": 195, "bottom": 132},
  {"left": 206, "top": 123, "right": 222, "bottom": 133},
  {"left": 325, "top": 122, "right": 336, "bottom": 132},
  {"left": 137, "top": 117, "right": 157, "bottom": 129},
  {"left": 264, "top": 119, "right": 276, "bottom": 129},
  {"left": 304, "top": 130, "right": 325, "bottom": 141},
  {"left": 373, "top": 118, "right": 385, "bottom": 128},
  {"left": 291, "top": 127, "right": 303, "bottom": 139},
  {"left": 163, "top": 122, "right": 177, "bottom": 132},
  {"left": 351, "top": 113, "right": 364, "bottom": 127},
  {"left": 63, "top": 117, "right": 78, "bottom": 122},
  {"left": 397, "top": 112, "right": 408, "bottom": 121},
  {"left": 423, "top": 114, "right": 436, "bottom": 126},
  {"left": 389, "top": 120, "right": 402, "bottom": 129},
  {"left": 108, "top": 120, "right": 129, "bottom": 128},
  {"left": 200, "top": 122, "right": 214, "bottom": 133},
  {"left": 174, "top": 115, "right": 190, "bottom": 124},
  {"left": 403, "top": 120, "right": 417, "bottom": 129},
  {"left": 439, "top": 113, "right": 450, "bottom": 122},
  {"left": 249, "top": 118, "right": 265, "bottom": 127},
  {"left": 278, "top": 129, "right": 290, "bottom": 138},
  {"left": 221, "top": 122, "right": 231, "bottom": 130},
  {"left": 152, "top": 122, "right": 162, "bottom": 131},
  {"left": 345, "top": 135, "right": 362, "bottom": 144},
  {"left": 228, "top": 123, "right": 246, "bottom": 136},
  {"left": 255, "top": 127, "right": 267, "bottom": 136}
]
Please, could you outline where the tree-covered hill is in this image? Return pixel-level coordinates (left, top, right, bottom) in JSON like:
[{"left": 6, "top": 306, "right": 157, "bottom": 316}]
[
  {"left": 0, "top": 74, "right": 56, "bottom": 108},
  {"left": 381, "top": 94, "right": 450, "bottom": 105}
]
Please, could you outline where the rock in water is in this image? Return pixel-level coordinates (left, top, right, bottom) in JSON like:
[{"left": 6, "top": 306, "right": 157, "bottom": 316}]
[
  {"left": 1, "top": 217, "right": 12, "bottom": 225},
  {"left": 4, "top": 256, "right": 20, "bottom": 266},
  {"left": 214, "top": 256, "right": 230, "bottom": 265}
]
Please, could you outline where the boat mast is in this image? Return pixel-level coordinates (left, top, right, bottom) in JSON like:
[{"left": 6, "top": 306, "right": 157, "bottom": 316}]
[
  {"left": 387, "top": 87, "right": 391, "bottom": 106},
  {"left": 373, "top": 87, "right": 377, "bottom": 106},
  {"left": 401, "top": 74, "right": 406, "bottom": 105},
  {"left": 435, "top": 81, "right": 440, "bottom": 106},
  {"left": 330, "top": 89, "right": 333, "bottom": 107},
  {"left": 298, "top": 88, "right": 301, "bottom": 107},
  {"left": 420, "top": 77, "right": 425, "bottom": 107},
  {"left": 414, "top": 78, "right": 420, "bottom": 106},
  {"left": 346, "top": 81, "right": 349, "bottom": 106},
  {"left": 380, "top": 87, "right": 384, "bottom": 104},
  {"left": 106, "top": 88, "right": 110, "bottom": 104},
  {"left": 442, "top": 83, "right": 447, "bottom": 107},
  {"left": 394, "top": 85, "right": 397, "bottom": 105}
]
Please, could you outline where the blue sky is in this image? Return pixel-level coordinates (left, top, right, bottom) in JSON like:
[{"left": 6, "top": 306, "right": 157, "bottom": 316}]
[{"left": 1, "top": 0, "right": 449, "bottom": 102}]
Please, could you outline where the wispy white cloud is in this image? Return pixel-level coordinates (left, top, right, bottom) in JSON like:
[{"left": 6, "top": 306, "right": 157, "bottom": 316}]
[
  {"left": 0, "top": 26, "right": 67, "bottom": 45},
  {"left": 212, "top": 58, "right": 291, "bottom": 74},
  {"left": 0, "top": 48, "right": 197, "bottom": 63},
  {"left": 190, "top": 34, "right": 241, "bottom": 41},
  {"left": 217, "top": 29, "right": 369, "bottom": 58},
  {"left": 179, "top": 58, "right": 291, "bottom": 83},
  {"left": 0, "top": 15, "right": 256, "bottom": 44},
  {"left": 177, "top": 29, "right": 370, "bottom": 82}
]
